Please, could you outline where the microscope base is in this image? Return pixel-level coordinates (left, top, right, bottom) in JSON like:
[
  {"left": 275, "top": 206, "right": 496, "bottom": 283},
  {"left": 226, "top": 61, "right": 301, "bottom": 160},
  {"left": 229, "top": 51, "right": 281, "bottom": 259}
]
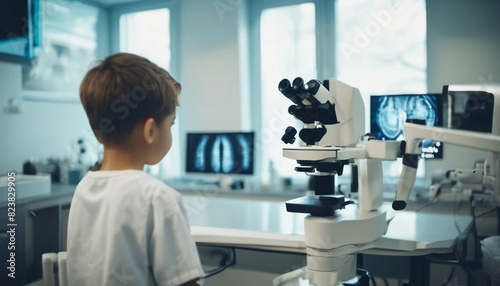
[
  {"left": 304, "top": 205, "right": 387, "bottom": 249},
  {"left": 273, "top": 267, "right": 371, "bottom": 286}
]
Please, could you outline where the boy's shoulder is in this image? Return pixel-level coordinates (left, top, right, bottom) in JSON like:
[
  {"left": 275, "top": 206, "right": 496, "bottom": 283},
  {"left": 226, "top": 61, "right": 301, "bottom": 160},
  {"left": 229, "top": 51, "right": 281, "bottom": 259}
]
[{"left": 78, "top": 170, "right": 180, "bottom": 201}]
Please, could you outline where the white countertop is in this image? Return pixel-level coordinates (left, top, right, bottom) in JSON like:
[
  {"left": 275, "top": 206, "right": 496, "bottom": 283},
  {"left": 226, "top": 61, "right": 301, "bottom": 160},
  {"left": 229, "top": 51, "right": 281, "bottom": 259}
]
[{"left": 184, "top": 194, "right": 473, "bottom": 256}]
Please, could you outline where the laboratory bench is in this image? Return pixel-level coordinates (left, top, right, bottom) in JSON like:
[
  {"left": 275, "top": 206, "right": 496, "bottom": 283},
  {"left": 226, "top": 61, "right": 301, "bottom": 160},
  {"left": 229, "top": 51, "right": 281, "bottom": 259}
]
[
  {"left": 0, "top": 182, "right": 496, "bottom": 286},
  {"left": 0, "top": 184, "right": 75, "bottom": 286},
  {"left": 185, "top": 192, "right": 495, "bottom": 285}
]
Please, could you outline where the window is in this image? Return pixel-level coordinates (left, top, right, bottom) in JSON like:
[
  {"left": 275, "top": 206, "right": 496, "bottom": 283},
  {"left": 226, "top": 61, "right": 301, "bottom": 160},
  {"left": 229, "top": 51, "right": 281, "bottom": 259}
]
[
  {"left": 252, "top": 0, "right": 427, "bottom": 183},
  {"left": 336, "top": 0, "right": 427, "bottom": 177},
  {"left": 118, "top": 6, "right": 179, "bottom": 179},
  {"left": 120, "top": 9, "right": 171, "bottom": 71},
  {"left": 256, "top": 3, "right": 317, "bottom": 184},
  {"left": 336, "top": 0, "right": 427, "bottom": 111}
]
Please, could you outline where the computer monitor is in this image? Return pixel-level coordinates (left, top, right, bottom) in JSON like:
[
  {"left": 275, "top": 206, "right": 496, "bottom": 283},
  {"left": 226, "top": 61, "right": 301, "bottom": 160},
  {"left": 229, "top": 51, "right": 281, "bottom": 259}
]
[
  {"left": 370, "top": 93, "right": 444, "bottom": 159},
  {"left": 186, "top": 132, "right": 255, "bottom": 174}
]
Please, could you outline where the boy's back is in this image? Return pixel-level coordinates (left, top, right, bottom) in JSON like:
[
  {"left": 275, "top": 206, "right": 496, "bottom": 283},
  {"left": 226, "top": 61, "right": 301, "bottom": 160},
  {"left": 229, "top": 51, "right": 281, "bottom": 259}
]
[
  {"left": 68, "top": 170, "right": 203, "bottom": 285},
  {"left": 68, "top": 53, "right": 203, "bottom": 285}
]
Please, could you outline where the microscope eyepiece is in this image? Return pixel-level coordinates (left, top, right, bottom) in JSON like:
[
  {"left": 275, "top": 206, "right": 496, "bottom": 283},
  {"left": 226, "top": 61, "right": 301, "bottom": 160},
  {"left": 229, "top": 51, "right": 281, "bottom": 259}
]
[
  {"left": 279, "top": 79, "right": 302, "bottom": 104},
  {"left": 292, "top": 77, "right": 305, "bottom": 91},
  {"left": 280, "top": 77, "right": 339, "bottom": 125},
  {"left": 278, "top": 79, "right": 292, "bottom": 94}
]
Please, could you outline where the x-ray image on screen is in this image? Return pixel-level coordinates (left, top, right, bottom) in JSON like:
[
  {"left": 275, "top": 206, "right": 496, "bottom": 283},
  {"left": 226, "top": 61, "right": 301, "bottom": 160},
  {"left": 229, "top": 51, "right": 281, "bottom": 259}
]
[
  {"left": 370, "top": 94, "right": 443, "bottom": 159},
  {"left": 186, "top": 132, "right": 254, "bottom": 174}
]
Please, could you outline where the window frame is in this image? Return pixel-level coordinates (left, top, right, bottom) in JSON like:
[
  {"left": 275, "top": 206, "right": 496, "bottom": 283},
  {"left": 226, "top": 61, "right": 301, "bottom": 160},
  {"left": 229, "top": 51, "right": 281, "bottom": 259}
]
[{"left": 249, "top": 0, "right": 334, "bottom": 183}]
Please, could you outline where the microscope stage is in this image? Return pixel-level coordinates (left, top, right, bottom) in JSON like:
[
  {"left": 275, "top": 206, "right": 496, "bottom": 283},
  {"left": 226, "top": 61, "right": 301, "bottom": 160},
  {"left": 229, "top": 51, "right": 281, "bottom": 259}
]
[
  {"left": 283, "top": 146, "right": 365, "bottom": 161},
  {"left": 286, "top": 195, "right": 349, "bottom": 217}
]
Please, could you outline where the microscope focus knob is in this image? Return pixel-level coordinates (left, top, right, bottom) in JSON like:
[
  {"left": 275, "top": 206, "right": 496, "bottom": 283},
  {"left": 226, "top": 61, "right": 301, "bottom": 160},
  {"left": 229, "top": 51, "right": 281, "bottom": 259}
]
[{"left": 281, "top": 126, "right": 297, "bottom": 144}]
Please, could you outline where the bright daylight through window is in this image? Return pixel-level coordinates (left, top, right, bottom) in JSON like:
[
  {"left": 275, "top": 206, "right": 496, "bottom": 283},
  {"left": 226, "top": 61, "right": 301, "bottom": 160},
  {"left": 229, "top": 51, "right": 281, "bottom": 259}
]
[{"left": 259, "top": 3, "right": 316, "bottom": 183}]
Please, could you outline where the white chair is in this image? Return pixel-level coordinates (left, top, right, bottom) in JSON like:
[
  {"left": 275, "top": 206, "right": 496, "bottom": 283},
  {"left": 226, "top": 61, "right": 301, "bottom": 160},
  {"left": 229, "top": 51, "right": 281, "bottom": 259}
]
[
  {"left": 42, "top": 253, "right": 57, "bottom": 286},
  {"left": 58, "top": 252, "right": 68, "bottom": 285},
  {"left": 42, "top": 252, "right": 68, "bottom": 286}
]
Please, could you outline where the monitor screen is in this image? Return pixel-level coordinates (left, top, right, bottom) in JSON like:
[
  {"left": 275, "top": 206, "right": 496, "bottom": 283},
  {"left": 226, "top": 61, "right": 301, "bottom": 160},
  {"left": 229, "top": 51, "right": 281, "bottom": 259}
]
[
  {"left": 186, "top": 132, "right": 255, "bottom": 174},
  {"left": 446, "top": 87, "right": 494, "bottom": 133},
  {"left": 0, "top": 0, "right": 40, "bottom": 61},
  {"left": 370, "top": 93, "right": 444, "bottom": 159}
]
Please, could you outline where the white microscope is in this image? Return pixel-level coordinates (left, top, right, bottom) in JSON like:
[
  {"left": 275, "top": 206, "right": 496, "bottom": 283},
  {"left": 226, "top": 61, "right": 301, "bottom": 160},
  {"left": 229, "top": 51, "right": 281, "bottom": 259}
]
[
  {"left": 278, "top": 77, "right": 406, "bottom": 286},
  {"left": 276, "top": 79, "right": 500, "bottom": 286}
]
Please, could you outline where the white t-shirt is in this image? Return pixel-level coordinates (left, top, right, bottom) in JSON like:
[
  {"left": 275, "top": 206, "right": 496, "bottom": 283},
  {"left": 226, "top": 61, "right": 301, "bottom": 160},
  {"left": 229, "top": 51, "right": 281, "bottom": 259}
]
[{"left": 67, "top": 170, "right": 204, "bottom": 286}]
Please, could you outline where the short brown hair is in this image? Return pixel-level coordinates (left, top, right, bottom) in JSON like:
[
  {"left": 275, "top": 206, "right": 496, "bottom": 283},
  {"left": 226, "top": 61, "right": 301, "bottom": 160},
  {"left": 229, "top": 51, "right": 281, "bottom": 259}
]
[{"left": 80, "top": 53, "right": 180, "bottom": 144}]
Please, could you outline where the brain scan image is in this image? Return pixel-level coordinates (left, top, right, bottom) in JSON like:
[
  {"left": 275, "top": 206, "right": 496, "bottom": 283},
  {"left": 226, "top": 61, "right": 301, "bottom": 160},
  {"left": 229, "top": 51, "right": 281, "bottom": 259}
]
[
  {"left": 370, "top": 94, "right": 443, "bottom": 159},
  {"left": 406, "top": 95, "right": 437, "bottom": 127},
  {"left": 375, "top": 96, "right": 404, "bottom": 140},
  {"left": 372, "top": 94, "right": 439, "bottom": 140}
]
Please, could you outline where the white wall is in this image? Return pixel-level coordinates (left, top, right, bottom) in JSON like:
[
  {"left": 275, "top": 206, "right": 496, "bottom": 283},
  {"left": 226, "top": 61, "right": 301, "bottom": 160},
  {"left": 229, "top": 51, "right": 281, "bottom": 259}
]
[
  {"left": 177, "top": 0, "right": 250, "bottom": 134},
  {"left": 0, "top": 92, "right": 94, "bottom": 175},
  {"left": 175, "top": 0, "right": 252, "bottom": 178},
  {"left": 425, "top": 0, "right": 500, "bottom": 178},
  {"left": 0, "top": 62, "right": 96, "bottom": 175}
]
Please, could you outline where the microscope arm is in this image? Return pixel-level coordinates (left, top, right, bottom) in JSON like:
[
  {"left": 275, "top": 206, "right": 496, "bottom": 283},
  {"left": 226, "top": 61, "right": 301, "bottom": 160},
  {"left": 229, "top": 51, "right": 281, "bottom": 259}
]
[
  {"left": 393, "top": 122, "right": 500, "bottom": 210},
  {"left": 403, "top": 123, "right": 500, "bottom": 154}
]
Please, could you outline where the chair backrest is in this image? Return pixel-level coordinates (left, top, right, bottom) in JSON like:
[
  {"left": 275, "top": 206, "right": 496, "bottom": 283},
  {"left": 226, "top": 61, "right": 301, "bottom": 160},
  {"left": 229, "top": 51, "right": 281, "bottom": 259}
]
[
  {"left": 42, "top": 253, "right": 57, "bottom": 286},
  {"left": 58, "top": 252, "right": 69, "bottom": 286},
  {"left": 42, "top": 251, "right": 68, "bottom": 286}
]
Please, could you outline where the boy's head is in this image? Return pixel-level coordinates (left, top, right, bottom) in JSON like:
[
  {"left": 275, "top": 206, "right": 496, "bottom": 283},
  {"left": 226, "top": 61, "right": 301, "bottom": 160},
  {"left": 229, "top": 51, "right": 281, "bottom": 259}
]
[{"left": 80, "top": 53, "right": 180, "bottom": 145}]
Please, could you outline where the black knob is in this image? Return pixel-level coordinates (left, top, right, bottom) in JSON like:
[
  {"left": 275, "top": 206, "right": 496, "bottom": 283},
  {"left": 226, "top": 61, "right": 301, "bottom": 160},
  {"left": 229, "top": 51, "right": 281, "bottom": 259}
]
[{"left": 281, "top": 126, "right": 297, "bottom": 144}]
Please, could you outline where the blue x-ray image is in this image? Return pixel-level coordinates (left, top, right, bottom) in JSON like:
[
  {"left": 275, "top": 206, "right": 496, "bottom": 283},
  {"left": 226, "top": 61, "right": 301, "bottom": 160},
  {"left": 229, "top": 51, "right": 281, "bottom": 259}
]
[
  {"left": 186, "top": 132, "right": 254, "bottom": 174},
  {"left": 370, "top": 94, "right": 443, "bottom": 159},
  {"left": 210, "top": 136, "right": 234, "bottom": 173}
]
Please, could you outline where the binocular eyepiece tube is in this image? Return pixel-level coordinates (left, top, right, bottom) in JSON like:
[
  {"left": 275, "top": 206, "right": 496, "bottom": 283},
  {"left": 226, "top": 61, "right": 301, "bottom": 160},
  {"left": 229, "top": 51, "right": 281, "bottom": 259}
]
[
  {"left": 278, "top": 77, "right": 331, "bottom": 106},
  {"left": 278, "top": 78, "right": 303, "bottom": 105}
]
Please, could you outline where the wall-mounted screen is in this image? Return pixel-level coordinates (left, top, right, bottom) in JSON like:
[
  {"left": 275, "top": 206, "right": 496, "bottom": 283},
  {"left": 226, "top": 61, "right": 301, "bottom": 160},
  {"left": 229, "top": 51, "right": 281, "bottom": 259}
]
[
  {"left": 186, "top": 132, "right": 254, "bottom": 175},
  {"left": 0, "top": 0, "right": 40, "bottom": 61},
  {"left": 370, "top": 94, "right": 444, "bottom": 159}
]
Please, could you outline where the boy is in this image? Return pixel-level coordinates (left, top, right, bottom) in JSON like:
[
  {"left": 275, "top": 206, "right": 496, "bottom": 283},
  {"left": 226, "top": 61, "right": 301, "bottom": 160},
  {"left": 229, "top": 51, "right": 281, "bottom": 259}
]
[{"left": 67, "top": 53, "right": 204, "bottom": 286}]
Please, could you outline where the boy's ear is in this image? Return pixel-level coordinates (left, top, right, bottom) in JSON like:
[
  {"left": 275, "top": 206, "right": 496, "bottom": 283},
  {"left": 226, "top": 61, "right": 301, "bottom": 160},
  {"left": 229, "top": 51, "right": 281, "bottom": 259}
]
[{"left": 143, "top": 118, "right": 156, "bottom": 144}]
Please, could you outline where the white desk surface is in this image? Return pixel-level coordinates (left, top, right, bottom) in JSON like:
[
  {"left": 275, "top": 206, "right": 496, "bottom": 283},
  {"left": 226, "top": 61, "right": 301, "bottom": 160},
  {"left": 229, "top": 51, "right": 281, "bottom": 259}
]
[{"left": 184, "top": 194, "right": 473, "bottom": 256}]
